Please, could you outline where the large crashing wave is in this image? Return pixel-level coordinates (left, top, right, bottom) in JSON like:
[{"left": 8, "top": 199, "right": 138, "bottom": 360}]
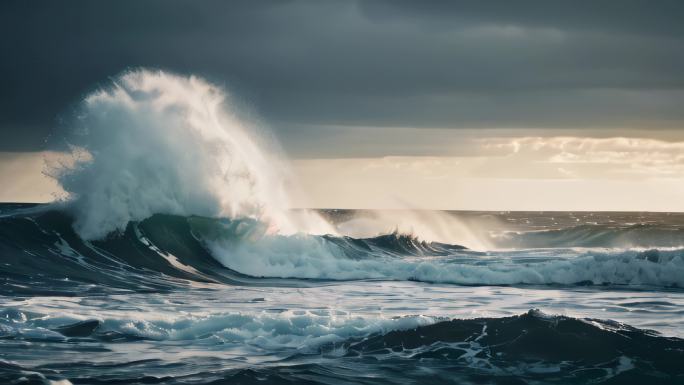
[
  {"left": 13, "top": 69, "right": 681, "bottom": 291},
  {"left": 50, "top": 69, "right": 330, "bottom": 240}
]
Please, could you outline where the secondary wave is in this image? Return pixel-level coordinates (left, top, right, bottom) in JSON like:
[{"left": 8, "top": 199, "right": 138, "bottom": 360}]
[{"left": 490, "top": 223, "right": 684, "bottom": 249}]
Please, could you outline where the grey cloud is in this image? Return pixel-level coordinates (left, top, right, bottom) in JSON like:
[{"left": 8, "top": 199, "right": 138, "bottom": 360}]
[
  {"left": 359, "top": 0, "right": 684, "bottom": 37},
  {"left": 1, "top": 0, "right": 682, "bottom": 152}
]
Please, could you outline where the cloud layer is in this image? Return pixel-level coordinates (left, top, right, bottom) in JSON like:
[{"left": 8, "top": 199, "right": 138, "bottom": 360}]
[
  {"left": 291, "top": 136, "right": 684, "bottom": 210},
  {"left": 1, "top": 0, "right": 683, "bottom": 152}
]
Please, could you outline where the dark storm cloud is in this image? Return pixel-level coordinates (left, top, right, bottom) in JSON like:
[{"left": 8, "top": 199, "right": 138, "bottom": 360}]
[
  {"left": 360, "top": 0, "right": 684, "bottom": 37},
  {"left": 1, "top": 0, "right": 683, "bottom": 152}
]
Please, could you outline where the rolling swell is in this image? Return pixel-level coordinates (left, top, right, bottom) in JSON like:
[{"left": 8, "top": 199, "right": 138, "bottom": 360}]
[
  {"left": 493, "top": 223, "right": 684, "bottom": 249},
  {"left": 0, "top": 206, "right": 467, "bottom": 295},
  {"left": 0, "top": 206, "right": 245, "bottom": 295},
  {"left": 2, "top": 205, "right": 684, "bottom": 293},
  {"left": 338, "top": 310, "right": 684, "bottom": 384}
]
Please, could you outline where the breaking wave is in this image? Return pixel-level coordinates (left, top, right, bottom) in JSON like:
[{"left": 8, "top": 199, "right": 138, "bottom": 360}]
[
  {"left": 48, "top": 69, "right": 332, "bottom": 240},
  {"left": 2, "top": 68, "right": 684, "bottom": 385},
  {"left": 1, "top": 207, "right": 683, "bottom": 295}
]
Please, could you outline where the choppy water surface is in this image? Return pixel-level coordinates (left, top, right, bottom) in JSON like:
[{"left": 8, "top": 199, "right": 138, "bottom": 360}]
[{"left": 1, "top": 205, "right": 684, "bottom": 384}]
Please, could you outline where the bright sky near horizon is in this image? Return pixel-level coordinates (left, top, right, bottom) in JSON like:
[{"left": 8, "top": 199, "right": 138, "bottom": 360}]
[
  {"left": 3, "top": 131, "right": 684, "bottom": 211},
  {"left": 2, "top": 1, "right": 683, "bottom": 211}
]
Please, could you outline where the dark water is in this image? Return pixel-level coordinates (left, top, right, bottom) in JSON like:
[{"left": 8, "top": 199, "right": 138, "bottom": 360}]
[{"left": 1, "top": 204, "right": 684, "bottom": 384}]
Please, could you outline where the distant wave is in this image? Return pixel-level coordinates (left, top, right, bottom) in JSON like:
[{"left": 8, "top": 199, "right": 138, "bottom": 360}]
[
  {"left": 1, "top": 207, "right": 683, "bottom": 294},
  {"left": 490, "top": 223, "right": 684, "bottom": 249}
]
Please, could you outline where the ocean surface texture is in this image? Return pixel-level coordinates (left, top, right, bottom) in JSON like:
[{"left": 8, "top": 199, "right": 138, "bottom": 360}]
[{"left": 1, "top": 204, "right": 683, "bottom": 384}]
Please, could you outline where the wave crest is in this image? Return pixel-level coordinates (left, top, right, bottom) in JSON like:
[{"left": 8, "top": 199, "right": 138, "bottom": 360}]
[
  {"left": 48, "top": 69, "right": 330, "bottom": 240},
  {"left": 2, "top": 208, "right": 682, "bottom": 291}
]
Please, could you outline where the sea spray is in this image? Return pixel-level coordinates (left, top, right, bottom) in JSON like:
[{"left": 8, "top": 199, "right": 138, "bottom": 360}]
[
  {"left": 47, "top": 69, "right": 490, "bottom": 247},
  {"left": 332, "top": 209, "right": 493, "bottom": 250},
  {"left": 49, "top": 69, "right": 332, "bottom": 240}
]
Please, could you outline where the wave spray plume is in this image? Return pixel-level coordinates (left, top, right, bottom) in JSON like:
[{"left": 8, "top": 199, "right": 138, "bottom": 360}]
[{"left": 51, "top": 69, "right": 331, "bottom": 240}]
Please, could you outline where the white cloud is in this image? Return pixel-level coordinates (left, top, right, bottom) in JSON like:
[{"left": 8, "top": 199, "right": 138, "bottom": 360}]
[{"left": 480, "top": 136, "right": 684, "bottom": 178}]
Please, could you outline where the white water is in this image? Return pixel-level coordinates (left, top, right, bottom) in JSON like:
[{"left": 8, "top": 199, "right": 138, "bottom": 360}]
[
  {"left": 47, "top": 69, "right": 503, "bottom": 248},
  {"left": 50, "top": 69, "right": 332, "bottom": 240},
  {"left": 207, "top": 237, "right": 684, "bottom": 287},
  {"left": 0, "top": 304, "right": 437, "bottom": 352}
]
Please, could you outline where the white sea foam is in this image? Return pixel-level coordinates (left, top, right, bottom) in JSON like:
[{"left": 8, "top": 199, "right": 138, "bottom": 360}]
[
  {"left": 208, "top": 237, "right": 684, "bottom": 287},
  {"left": 50, "top": 69, "right": 332, "bottom": 240},
  {"left": 0, "top": 307, "right": 437, "bottom": 351}
]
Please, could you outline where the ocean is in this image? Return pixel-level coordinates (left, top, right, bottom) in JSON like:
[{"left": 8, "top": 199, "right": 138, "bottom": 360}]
[{"left": 1, "top": 204, "right": 683, "bottom": 384}]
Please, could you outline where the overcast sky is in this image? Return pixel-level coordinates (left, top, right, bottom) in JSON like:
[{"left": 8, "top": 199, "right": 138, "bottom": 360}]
[
  {"left": 1, "top": 1, "right": 683, "bottom": 209},
  {"left": 2, "top": 0, "right": 684, "bottom": 154}
]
